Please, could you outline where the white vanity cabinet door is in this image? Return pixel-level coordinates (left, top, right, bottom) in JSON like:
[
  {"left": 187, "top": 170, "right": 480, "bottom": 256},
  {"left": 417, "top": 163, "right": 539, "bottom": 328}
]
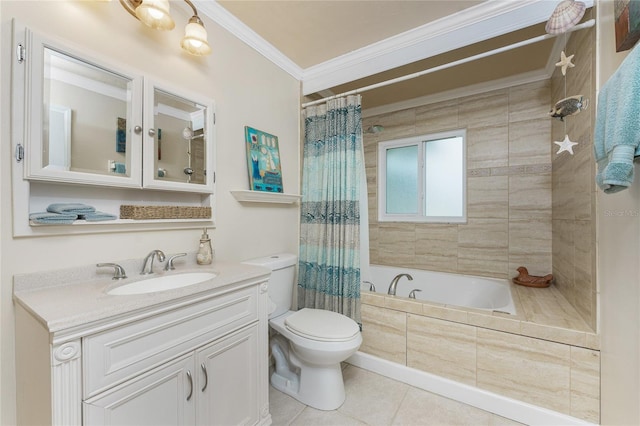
[
  {"left": 83, "top": 353, "right": 196, "bottom": 426},
  {"left": 196, "top": 324, "right": 259, "bottom": 426}
]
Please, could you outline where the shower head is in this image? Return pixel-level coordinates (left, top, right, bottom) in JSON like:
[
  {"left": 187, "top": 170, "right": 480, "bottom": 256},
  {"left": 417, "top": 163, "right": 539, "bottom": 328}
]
[{"left": 365, "top": 125, "right": 384, "bottom": 134}]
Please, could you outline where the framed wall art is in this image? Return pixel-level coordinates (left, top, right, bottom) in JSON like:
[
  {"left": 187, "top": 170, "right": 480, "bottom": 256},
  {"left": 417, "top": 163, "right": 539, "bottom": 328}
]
[
  {"left": 244, "top": 126, "right": 283, "bottom": 193},
  {"left": 615, "top": 0, "right": 640, "bottom": 52}
]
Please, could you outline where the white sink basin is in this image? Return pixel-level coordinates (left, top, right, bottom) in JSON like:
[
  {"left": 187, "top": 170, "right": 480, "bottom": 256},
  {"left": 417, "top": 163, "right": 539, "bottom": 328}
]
[{"left": 107, "top": 272, "right": 217, "bottom": 296}]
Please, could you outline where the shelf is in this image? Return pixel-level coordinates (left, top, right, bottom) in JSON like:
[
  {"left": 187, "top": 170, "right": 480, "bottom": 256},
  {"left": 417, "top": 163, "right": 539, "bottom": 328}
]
[{"left": 230, "top": 190, "right": 301, "bottom": 204}]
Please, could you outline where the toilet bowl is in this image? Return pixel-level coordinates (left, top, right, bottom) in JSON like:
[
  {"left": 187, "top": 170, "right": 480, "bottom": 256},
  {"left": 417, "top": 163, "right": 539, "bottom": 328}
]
[
  {"left": 242, "top": 253, "right": 362, "bottom": 411},
  {"left": 269, "top": 309, "right": 362, "bottom": 410}
]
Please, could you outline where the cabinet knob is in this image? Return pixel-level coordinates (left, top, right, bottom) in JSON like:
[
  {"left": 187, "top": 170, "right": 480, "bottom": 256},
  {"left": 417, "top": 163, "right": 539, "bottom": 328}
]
[
  {"left": 133, "top": 125, "right": 142, "bottom": 134},
  {"left": 148, "top": 128, "right": 156, "bottom": 137}
]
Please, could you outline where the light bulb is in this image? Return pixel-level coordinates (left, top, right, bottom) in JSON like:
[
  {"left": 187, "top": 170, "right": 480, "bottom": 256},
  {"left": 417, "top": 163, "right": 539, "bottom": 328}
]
[
  {"left": 181, "top": 17, "right": 211, "bottom": 56},
  {"left": 135, "top": 0, "right": 175, "bottom": 31}
]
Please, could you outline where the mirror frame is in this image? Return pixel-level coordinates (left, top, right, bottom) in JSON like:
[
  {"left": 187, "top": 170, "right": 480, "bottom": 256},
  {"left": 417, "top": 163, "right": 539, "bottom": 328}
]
[
  {"left": 23, "top": 28, "right": 144, "bottom": 189},
  {"left": 142, "top": 79, "right": 215, "bottom": 194}
]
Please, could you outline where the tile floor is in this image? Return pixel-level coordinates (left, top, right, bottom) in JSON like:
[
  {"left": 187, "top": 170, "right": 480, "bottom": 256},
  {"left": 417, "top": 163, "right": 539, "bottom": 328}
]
[{"left": 269, "top": 364, "right": 525, "bottom": 426}]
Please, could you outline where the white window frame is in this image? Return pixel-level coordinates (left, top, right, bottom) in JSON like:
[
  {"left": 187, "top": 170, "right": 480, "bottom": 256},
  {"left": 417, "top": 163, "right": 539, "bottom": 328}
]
[{"left": 377, "top": 129, "right": 467, "bottom": 224}]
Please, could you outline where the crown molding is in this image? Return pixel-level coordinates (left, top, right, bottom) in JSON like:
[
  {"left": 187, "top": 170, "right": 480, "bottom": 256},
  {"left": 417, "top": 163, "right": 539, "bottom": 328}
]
[
  {"left": 196, "top": 1, "right": 304, "bottom": 80},
  {"left": 200, "top": 0, "right": 593, "bottom": 98},
  {"left": 302, "top": 0, "right": 593, "bottom": 95}
]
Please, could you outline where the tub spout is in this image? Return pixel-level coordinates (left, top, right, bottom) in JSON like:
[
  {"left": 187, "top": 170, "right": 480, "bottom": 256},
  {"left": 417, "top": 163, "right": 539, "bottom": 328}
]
[{"left": 388, "top": 273, "right": 413, "bottom": 296}]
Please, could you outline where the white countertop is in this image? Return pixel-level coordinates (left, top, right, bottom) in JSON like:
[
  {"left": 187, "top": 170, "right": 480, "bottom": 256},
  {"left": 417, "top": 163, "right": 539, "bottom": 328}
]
[{"left": 13, "top": 255, "right": 271, "bottom": 337}]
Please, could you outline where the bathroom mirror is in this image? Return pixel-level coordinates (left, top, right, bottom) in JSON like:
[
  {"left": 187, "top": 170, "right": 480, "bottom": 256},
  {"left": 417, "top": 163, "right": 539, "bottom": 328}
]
[
  {"left": 21, "top": 28, "right": 214, "bottom": 193},
  {"left": 151, "top": 88, "right": 207, "bottom": 185},
  {"left": 24, "top": 31, "right": 144, "bottom": 188},
  {"left": 142, "top": 82, "right": 214, "bottom": 192},
  {"left": 43, "top": 48, "right": 132, "bottom": 176}
]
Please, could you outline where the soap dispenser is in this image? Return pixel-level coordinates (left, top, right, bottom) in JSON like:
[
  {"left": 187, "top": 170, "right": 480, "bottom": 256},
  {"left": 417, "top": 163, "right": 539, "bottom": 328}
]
[{"left": 196, "top": 228, "right": 213, "bottom": 265}]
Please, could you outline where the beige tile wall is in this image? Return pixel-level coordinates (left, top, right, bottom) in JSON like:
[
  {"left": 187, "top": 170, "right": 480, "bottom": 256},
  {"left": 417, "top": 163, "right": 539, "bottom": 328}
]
[
  {"left": 550, "top": 21, "right": 597, "bottom": 330},
  {"left": 364, "top": 79, "right": 553, "bottom": 280},
  {"left": 361, "top": 300, "right": 600, "bottom": 423},
  {"left": 364, "top": 23, "right": 597, "bottom": 330}
]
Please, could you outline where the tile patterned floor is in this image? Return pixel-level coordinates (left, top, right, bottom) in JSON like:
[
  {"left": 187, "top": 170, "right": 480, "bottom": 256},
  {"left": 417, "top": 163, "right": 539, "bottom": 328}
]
[{"left": 269, "top": 365, "right": 525, "bottom": 426}]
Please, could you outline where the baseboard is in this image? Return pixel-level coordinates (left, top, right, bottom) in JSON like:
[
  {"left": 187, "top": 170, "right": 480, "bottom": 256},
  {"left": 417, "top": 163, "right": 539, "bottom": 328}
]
[{"left": 346, "top": 351, "right": 595, "bottom": 426}]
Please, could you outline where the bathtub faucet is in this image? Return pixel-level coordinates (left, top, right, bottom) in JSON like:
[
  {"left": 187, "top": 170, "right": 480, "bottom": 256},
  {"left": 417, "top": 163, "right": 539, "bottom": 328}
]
[
  {"left": 388, "top": 273, "right": 413, "bottom": 296},
  {"left": 363, "top": 280, "right": 376, "bottom": 292}
]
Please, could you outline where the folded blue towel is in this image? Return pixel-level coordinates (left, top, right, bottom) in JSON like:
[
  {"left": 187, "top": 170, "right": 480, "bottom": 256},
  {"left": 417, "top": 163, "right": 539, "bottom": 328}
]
[
  {"left": 114, "top": 162, "right": 126, "bottom": 174},
  {"left": 29, "top": 212, "right": 77, "bottom": 225},
  {"left": 47, "top": 203, "right": 96, "bottom": 215},
  {"left": 594, "top": 43, "right": 640, "bottom": 193},
  {"left": 80, "top": 211, "right": 118, "bottom": 222}
]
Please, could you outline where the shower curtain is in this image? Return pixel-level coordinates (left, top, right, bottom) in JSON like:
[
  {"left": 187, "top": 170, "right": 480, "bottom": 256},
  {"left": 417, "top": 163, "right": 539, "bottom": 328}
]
[{"left": 298, "top": 95, "right": 364, "bottom": 325}]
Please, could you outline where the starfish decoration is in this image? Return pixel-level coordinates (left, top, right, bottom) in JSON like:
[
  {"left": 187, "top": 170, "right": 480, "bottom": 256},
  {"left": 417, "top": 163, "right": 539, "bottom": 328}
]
[
  {"left": 555, "top": 51, "right": 575, "bottom": 76},
  {"left": 554, "top": 134, "right": 578, "bottom": 155}
]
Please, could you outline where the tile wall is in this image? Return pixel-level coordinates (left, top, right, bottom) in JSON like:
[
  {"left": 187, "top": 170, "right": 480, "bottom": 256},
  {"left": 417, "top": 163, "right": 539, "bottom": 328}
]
[
  {"left": 360, "top": 296, "right": 600, "bottom": 423},
  {"left": 363, "top": 79, "right": 553, "bottom": 280},
  {"left": 363, "top": 22, "right": 597, "bottom": 330},
  {"left": 550, "top": 21, "right": 597, "bottom": 330}
]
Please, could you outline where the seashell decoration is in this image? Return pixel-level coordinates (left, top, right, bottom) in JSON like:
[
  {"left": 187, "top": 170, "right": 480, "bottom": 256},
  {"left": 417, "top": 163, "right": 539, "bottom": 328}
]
[{"left": 545, "top": 0, "right": 586, "bottom": 34}]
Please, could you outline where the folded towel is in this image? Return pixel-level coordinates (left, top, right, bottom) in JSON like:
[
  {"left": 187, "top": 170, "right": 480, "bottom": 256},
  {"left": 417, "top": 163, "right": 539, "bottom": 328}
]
[
  {"left": 80, "top": 211, "right": 118, "bottom": 222},
  {"left": 47, "top": 203, "right": 96, "bottom": 215},
  {"left": 29, "top": 212, "right": 77, "bottom": 225},
  {"left": 594, "top": 43, "right": 640, "bottom": 193},
  {"left": 114, "top": 162, "right": 126, "bottom": 174}
]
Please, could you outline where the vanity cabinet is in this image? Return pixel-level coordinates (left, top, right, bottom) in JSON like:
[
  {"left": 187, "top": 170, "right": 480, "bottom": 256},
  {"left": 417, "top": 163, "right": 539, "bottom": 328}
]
[
  {"left": 14, "top": 266, "right": 272, "bottom": 426},
  {"left": 84, "top": 325, "right": 259, "bottom": 426}
]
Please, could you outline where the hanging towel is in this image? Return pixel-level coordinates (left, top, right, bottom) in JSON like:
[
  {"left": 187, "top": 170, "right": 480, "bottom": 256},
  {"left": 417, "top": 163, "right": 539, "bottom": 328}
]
[
  {"left": 594, "top": 43, "right": 640, "bottom": 193},
  {"left": 47, "top": 203, "right": 96, "bottom": 215},
  {"left": 80, "top": 211, "right": 118, "bottom": 222},
  {"left": 29, "top": 212, "right": 77, "bottom": 225}
]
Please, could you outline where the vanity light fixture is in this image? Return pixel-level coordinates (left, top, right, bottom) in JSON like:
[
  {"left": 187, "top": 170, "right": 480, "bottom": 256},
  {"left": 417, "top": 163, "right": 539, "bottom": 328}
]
[{"left": 120, "top": 0, "right": 211, "bottom": 56}]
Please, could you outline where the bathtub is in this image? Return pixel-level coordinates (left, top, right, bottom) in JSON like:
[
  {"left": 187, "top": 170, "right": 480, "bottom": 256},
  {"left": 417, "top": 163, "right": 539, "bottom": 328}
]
[{"left": 362, "top": 265, "right": 516, "bottom": 315}]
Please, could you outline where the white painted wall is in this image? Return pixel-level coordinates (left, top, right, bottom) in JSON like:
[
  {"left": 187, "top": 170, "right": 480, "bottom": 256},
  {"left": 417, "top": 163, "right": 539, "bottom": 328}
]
[
  {"left": 596, "top": 1, "right": 640, "bottom": 424},
  {"left": 0, "top": 1, "right": 300, "bottom": 424}
]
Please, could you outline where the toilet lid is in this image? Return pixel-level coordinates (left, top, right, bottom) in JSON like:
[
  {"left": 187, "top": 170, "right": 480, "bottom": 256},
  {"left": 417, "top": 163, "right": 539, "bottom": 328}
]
[{"left": 284, "top": 308, "right": 360, "bottom": 342}]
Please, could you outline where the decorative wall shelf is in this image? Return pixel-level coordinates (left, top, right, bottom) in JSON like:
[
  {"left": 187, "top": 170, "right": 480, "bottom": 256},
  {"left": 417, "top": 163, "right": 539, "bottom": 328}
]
[{"left": 230, "top": 190, "right": 301, "bottom": 204}]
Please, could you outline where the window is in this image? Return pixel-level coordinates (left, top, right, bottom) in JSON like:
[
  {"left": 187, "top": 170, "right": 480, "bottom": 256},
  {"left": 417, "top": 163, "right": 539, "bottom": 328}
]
[{"left": 378, "top": 129, "right": 466, "bottom": 223}]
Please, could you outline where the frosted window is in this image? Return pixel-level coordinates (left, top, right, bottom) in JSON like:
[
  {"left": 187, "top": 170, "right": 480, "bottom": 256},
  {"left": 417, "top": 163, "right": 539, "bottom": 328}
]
[
  {"left": 378, "top": 130, "right": 466, "bottom": 223},
  {"left": 386, "top": 145, "right": 418, "bottom": 214},
  {"left": 424, "top": 137, "right": 464, "bottom": 217}
]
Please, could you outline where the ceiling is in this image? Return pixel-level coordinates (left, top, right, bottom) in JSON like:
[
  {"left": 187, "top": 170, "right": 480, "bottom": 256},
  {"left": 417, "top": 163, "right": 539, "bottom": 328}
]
[{"left": 205, "top": 0, "right": 593, "bottom": 111}]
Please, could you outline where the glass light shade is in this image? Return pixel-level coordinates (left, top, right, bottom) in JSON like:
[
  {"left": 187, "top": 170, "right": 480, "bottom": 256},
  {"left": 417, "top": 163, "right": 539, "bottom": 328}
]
[
  {"left": 181, "top": 20, "right": 212, "bottom": 56},
  {"left": 135, "top": 0, "right": 175, "bottom": 31}
]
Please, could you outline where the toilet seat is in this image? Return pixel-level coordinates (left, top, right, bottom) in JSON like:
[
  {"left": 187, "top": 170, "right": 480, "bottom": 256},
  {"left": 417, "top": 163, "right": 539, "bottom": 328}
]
[{"left": 284, "top": 308, "right": 360, "bottom": 342}]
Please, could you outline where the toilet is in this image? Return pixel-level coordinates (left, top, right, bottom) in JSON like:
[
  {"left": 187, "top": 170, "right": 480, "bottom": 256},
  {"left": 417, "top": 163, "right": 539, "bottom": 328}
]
[{"left": 243, "top": 253, "right": 362, "bottom": 411}]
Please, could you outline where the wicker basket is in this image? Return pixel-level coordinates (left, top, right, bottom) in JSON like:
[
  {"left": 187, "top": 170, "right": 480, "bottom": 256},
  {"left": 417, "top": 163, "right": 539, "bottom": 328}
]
[{"left": 120, "top": 205, "right": 211, "bottom": 220}]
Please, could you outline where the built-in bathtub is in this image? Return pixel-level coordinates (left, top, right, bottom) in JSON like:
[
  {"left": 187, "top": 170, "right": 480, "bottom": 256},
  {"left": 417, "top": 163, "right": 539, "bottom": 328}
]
[
  {"left": 353, "top": 264, "right": 600, "bottom": 425},
  {"left": 363, "top": 264, "right": 516, "bottom": 315}
]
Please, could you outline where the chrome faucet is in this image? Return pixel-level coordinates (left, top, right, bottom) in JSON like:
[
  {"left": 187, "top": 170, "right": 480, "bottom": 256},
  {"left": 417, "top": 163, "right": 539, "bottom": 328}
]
[
  {"left": 141, "top": 250, "right": 166, "bottom": 275},
  {"left": 97, "top": 263, "right": 128, "bottom": 280},
  {"left": 388, "top": 273, "right": 413, "bottom": 296},
  {"left": 408, "top": 289, "right": 422, "bottom": 299},
  {"left": 363, "top": 280, "right": 376, "bottom": 292},
  {"left": 164, "top": 253, "right": 187, "bottom": 271}
]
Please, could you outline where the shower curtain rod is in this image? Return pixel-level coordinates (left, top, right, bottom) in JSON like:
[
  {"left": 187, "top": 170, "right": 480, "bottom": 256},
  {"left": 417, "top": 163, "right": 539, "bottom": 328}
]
[{"left": 301, "top": 19, "right": 595, "bottom": 108}]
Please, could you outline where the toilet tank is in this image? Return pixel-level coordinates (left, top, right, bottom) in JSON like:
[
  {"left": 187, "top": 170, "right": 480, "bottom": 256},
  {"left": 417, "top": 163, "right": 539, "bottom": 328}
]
[{"left": 242, "top": 253, "right": 297, "bottom": 318}]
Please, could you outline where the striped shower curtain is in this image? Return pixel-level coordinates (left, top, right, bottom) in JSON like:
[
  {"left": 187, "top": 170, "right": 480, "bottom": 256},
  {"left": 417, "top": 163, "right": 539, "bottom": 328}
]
[{"left": 298, "top": 95, "right": 363, "bottom": 325}]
